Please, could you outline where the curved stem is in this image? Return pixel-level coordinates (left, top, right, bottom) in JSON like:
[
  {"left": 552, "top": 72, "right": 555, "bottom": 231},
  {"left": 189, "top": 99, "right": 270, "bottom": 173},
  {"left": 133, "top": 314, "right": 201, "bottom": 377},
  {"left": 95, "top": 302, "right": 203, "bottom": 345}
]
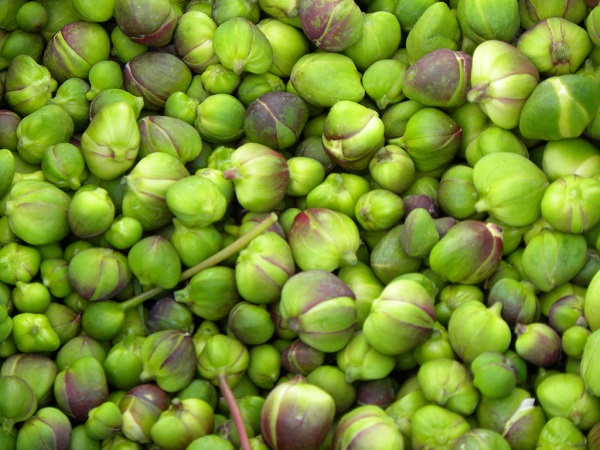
[
  {"left": 119, "top": 212, "right": 278, "bottom": 312},
  {"left": 218, "top": 373, "right": 251, "bottom": 450}
]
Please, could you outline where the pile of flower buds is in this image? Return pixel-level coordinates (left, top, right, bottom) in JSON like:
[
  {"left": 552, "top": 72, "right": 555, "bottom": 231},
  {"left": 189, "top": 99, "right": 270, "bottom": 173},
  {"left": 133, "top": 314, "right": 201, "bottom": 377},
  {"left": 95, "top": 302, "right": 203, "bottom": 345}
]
[{"left": 2, "top": 0, "right": 600, "bottom": 449}]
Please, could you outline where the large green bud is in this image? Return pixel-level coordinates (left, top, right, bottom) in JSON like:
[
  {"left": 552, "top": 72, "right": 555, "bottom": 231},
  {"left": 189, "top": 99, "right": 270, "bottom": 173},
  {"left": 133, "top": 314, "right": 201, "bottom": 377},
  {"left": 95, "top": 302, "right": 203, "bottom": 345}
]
[
  {"left": 362, "top": 278, "right": 436, "bottom": 356},
  {"left": 213, "top": 17, "right": 273, "bottom": 75},
  {"left": 521, "top": 230, "right": 587, "bottom": 292},
  {"left": 306, "top": 172, "right": 370, "bottom": 220},
  {"left": 467, "top": 40, "right": 540, "bottom": 130},
  {"left": 5, "top": 180, "right": 70, "bottom": 246},
  {"left": 332, "top": 405, "right": 404, "bottom": 449},
  {"left": 114, "top": 0, "right": 177, "bottom": 47},
  {"left": 322, "top": 100, "right": 385, "bottom": 171},
  {"left": 122, "top": 152, "right": 190, "bottom": 231},
  {"left": 260, "top": 376, "right": 335, "bottom": 450},
  {"left": 279, "top": 270, "right": 357, "bottom": 353},
  {"left": 68, "top": 247, "right": 132, "bottom": 301},
  {"left": 536, "top": 416, "right": 587, "bottom": 450},
  {"left": 16, "top": 407, "right": 72, "bottom": 450},
  {"left": 119, "top": 384, "right": 170, "bottom": 444},
  {"left": 429, "top": 220, "right": 503, "bottom": 285},
  {"left": 336, "top": 331, "right": 396, "bottom": 383},
  {"left": 517, "top": 17, "right": 591, "bottom": 77},
  {"left": 138, "top": 115, "right": 203, "bottom": 164},
  {"left": 257, "top": 18, "right": 310, "bottom": 77},
  {"left": 287, "top": 208, "right": 360, "bottom": 272},
  {"left": 46, "top": 77, "right": 92, "bottom": 133},
  {"left": 536, "top": 373, "right": 600, "bottom": 431},
  {"left": 448, "top": 301, "right": 512, "bottom": 364},
  {"left": 411, "top": 404, "right": 471, "bottom": 449},
  {"left": 473, "top": 152, "right": 549, "bottom": 227},
  {"left": 4, "top": 53, "right": 56, "bottom": 116},
  {"left": 405, "top": 2, "right": 460, "bottom": 64},
  {"left": 42, "top": 21, "right": 110, "bottom": 83},
  {"left": 68, "top": 185, "right": 115, "bottom": 239},
  {"left": 41, "top": 143, "right": 88, "bottom": 191},
  {"left": 395, "top": 107, "right": 461, "bottom": 173},
  {"left": 140, "top": 330, "right": 196, "bottom": 393},
  {"left": 298, "top": 0, "right": 363, "bottom": 51},
  {"left": 174, "top": 11, "right": 219, "bottom": 74},
  {"left": 290, "top": 52, "right": 364, "bottom": 108},
  {"left": 124, "top": 52, "right": 193, "bottom": 110},
  {"left": 457, "top": 0, "right": 520, "bottom": 44},
  {"left": 519, "top": 74, "right": 600, "bottom": 141},
  {"left": 223, "top": 142, "right": 289, "bottom": 212},
  {"left": 16, "top": 104, "right": 74, "bottom": 165},
  {"left": 81, "top": 101, "right": 140, "bottom": 181},
  {"left": 235, "top": 231, "right": 295, "bottom": 304},
  {"left": 520, "top": 0, "right": 588, "bottom": 30},
  {"left": 128, "top": 236, "right": 181, "bottom": 290},
  {"left": 166, "top": 175, "right": 228, "bottom": 228},
  {"left": 0, "top": 353, "right": 57, "bottom": 407}
]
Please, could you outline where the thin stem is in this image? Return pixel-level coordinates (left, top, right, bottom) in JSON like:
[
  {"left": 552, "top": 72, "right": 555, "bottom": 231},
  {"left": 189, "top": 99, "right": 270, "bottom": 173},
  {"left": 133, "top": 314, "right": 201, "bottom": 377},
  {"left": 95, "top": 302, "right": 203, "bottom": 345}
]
[
  {"left": 218, "top": 373, "right": 251, "bottom": 450},
  {"left": 119, "top": 212, "right": 278, "bottom": 312}
]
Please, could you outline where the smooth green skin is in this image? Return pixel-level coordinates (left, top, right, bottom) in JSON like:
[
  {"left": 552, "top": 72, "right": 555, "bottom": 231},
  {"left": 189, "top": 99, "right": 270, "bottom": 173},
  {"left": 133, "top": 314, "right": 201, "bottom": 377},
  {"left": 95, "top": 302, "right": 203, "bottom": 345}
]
[
  {"left": 16, "top": 104, "right": 74, "bottom": 165},
  {"left": 15, "top": 2, "right": 47, "bottom": 32},
  {"left": 411, "top": 404, "right": 471, "bottom": 449},
  {"left": 228, "top": 302, "right": 275, "bottom": 345},
  {"left": 81, "top": 101, "right": 140, "bottom": 181},
  {"left": 0, "top": 29, "right": 45, "bottom": 71},
  {"left": 122, "top": 152, "right": 189, "bottom": 231},
  {"left": 187, "top": 435, "right": 235, "bottom": 450},
  {"left": 471, "top": 352, "right": 517, "bottom": 399},
  {"left": 150, "top": 398, "right": 214, "bottom": 450},
  {"left": 257, "top": 18, "right": 309, "bottom": 77},
  {"left": 4, "top": 53, "right": 57, "bottom": 117},
  {"left": 15, "top": 407, "right": 72, "bottom": 450},
  {"left": 200, "top": 63, "right": 241, "bottom": 95},
  {"left": 517, "top": 17, "right": 591, "bottom": 77},
  {"left": 0, "top": 306, "right": 13, "bottom": 344},
  {"left": 473, "top": 152, "right": 548, "bottom": 227},
  {"left": 290, "top": 52, "right": 364, "bottom": 108},
  {"left": 86, "top": 60, "right": 123, "bottom": 100},
  {"left": 465, "top": 126, "right": 528, "bottom": 168},
  {"left": 306, "top": 366, "right": 356, "bottom": 415},
  {"left": 521, "top": 230, "right": 587, "bottom": 293},
  {"left": 225, "top": 143, "right": 290, "bottom": 213},
  {"left": 42, "top": 21, "right": 111, "bottom": 83},
  {"left": 448, "top": 302, "right": 512, "bottom": 364},
  {"left": 541, "top": 175, "right": 600, "bottom": 233},
  {"left": 362, "top": 59, "right": 406, "bottom": 110},
  {"left": 363, "top": 279, "right": 435, "bottom": 356},
  {"left": 114, "top": 0, "right": 176, "bottom": 47},
  {"left": 437, "top": 164, "right": 478, "bottom": 220},
  {"left": 6, "top": 180, "right": 71, "bottom": 246},
  {"left": 405, "top": 2, "right": 460, "bottom": 64},
  {"left": 169, "top": 221, "right": 222, "bottom": 268},
  {"left": 307, "top": 173, "right": 370, "bottom": 221},
  {"left": 196, "top": 334, "right": 249, "bottom": 388},
  {"left": 540, "top": 138, "right": 600, "bottom": 182},
  {"left": 536, "top": 373, "right": 600, "bottom": 430},
  {"left": 457, "top": 0, "right": 520, "bottom": 44},
  {"left": 400, "top": 207, "right": 439, "bottom": 258},
  {"left": 588, "top": 5, "right": 600, "bottom": 46},
  {"left": 356, "top": 189, "right": 404, "bottom": 232},
  {"left": 453, "top": 429, "right": 511, "bottom": 450},
  {"left": 0, "top": 375, "right": 37, "bottom": 430},
  {"left": 164, "top": 91, "right": 199, "bottom": 125},
  {"left": 562, "top": 325, "right": 590, "bottom": 359},
  {"left": 286, "top": 156, "right": 326, "bottom": 197},
  {"left": 103, "top": 216, "right": 143, "bottom": 250},
  {"left": 520, "top": 0, "right": 587, "bottom": 30},
  {"left": 12, "top": 281, "right": 50, "bottom": 313},
  {"left": 128, "top": 236, "right": 181, "bottom": 289},
  {"left": 68, "top": 247, "right": 132, "bottom": 302},
  {"left": 336, "top": 331, "right": 396, "bottom": 383},
  {"left": 68, "top": 185, "right": 115, "bottom": 239},
  {"left": 369, "top": 144, "right": 416, "bottom": 195},
  {"left": 236, "top": 72, "right": 285, "bottom": 107},
  {"left": 341, "top": 11, "right": 400, "bottom": 72},
  {"left": 69, "top": 424, "right": 100, "bottom": 450},
  {"left": 173, "top": 11, "right": 219, "bottom": 74},
  {"left": 467, "top": 40, "right": 539, "bottom": 130},
  {"left": 0, "top": 242, "right": 41, "bottom": 286},
  {"left": 0, "top": 149, "right": 15, "bottom": 200},
  {"left": 85, "top": 401, "right": 122, "bottom": 440},
  {"left": 333, "top": 405, "right": 404, "bottom": 450},
  {"left": 72, "top": 0, "right": 115, "bottom": 22},
  {"left": 102, "top": 335, "right": 145, "bottom": 390},
  {"left": 41, "top": 143, "right": 87, "bottom": 191},
  {"left": 581, "top": 329, "right": 600, "bottom": 396},
  {"left": 586, "top": 270, "right": 600, "bottom": 331},
  {"left": 260, "top": 377, "right": 335, "bottom": 450},
  {"left": 213, "top": 17, "right": 273, "bottom": 75},
  {"left": 11, "top": 313, "right": 60, "bottom": 353},
  {"left": 537, "top": 416, "right": 587, "bottom": 449},
  {"left": 235, "top": 232, "right": 294, "bottom": 305},
  {"left": 247, "top": 344, "right": 280, "bottom": 390},
  {"left": 195, "top": 93, "right": 245, "bottom": 144},
  {"left": 110, "top": 26, "right": 148, "bottom": 64},
  {"left": 89, "top": 88, "right": 144, "bottom": 120},
  {"left": 520, "top": 74, "right": 600, "bottom": 141},
  {"left": 166, "top": 175, "right": 228, "bottom": 228}
]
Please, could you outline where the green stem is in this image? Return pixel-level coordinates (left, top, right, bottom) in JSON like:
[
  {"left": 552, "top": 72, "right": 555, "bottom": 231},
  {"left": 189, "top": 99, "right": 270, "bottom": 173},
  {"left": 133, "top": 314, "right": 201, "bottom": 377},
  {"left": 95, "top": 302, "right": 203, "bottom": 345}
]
[
  {"left": 119, "top": 212, "right": 278, "bottom": 312},
  {"left": 217, "top": 373, "right": 251, "bottom": 450}
]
